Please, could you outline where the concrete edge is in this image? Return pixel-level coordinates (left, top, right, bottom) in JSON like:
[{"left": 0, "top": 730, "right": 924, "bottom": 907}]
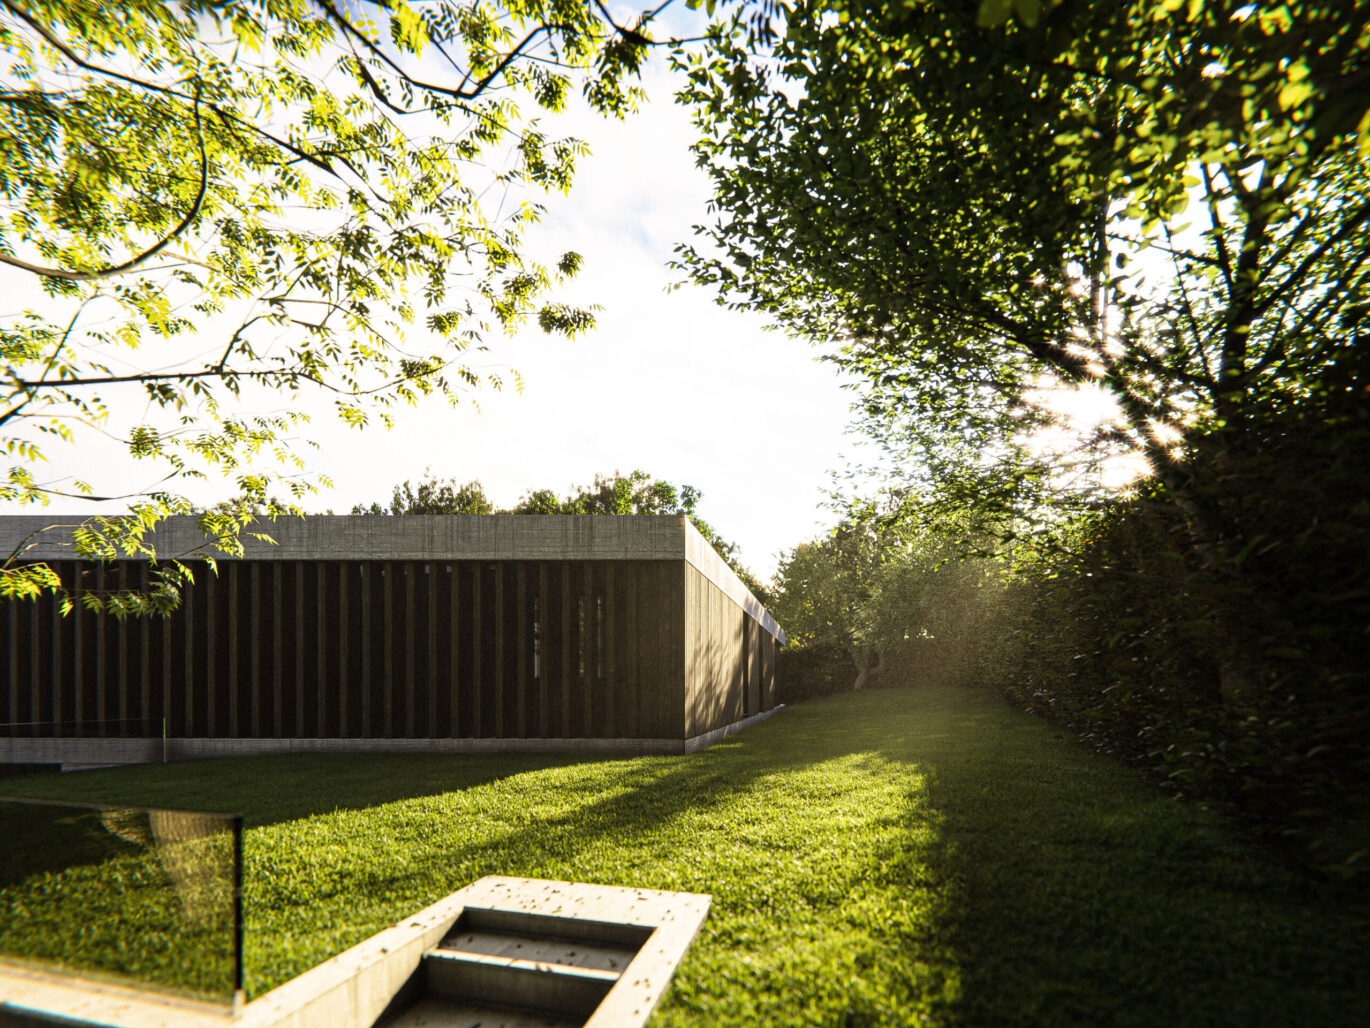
[
  {"left": 237, "top": 888, "right": 470, "bottom": 1028},
  {"left": 239, "top": 876, "right": 711, "bottom": 1028},
  {"left": 0, "top": 710, "right": 786, "bottom": 767},
  {"left": 0, "top": 876, "right": 713, "bottom": 1028},
  {"left": 680, "top": 705, "right": 785, "bottom": 754},
  {"left": 680, "top": 518, "right": 786, "bottom": 644},
  {"left": 0, "top": 960, "right": 233, "bottom": 1027}
]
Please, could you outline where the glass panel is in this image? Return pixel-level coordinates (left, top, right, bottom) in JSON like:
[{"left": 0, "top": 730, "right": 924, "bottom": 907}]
[{"left": 0, "top": 797, "right": 243, "bottom": 1004}]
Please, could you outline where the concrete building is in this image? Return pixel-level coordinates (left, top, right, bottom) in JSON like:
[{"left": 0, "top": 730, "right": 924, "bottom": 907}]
[{"left": 0, "top": 516, "right": 785, "bottom": 768}]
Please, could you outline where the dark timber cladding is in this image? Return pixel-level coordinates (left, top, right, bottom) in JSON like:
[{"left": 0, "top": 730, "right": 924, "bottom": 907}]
[{"left": 0, "top": 516, "right": 786, "bottom": 755}]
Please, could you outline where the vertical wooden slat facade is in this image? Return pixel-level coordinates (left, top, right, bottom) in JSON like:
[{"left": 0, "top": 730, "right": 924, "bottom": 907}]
[
  {"left": 684, "top": 563, "right": 776, "bottom": 739},
  {"left": 3, "top": 541, "right": 778, "bottom": 749}
]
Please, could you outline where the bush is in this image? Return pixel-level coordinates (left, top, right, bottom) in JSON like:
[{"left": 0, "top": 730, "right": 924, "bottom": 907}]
[
  {"left": 776, "top": 644, "right": 853, "bottom": 704},
  {"left": 1001, "top": 376, "right": 1370, "bottom": 878}
]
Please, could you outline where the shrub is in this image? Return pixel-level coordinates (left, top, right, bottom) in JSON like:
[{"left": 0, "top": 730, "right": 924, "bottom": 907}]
[
  {"left": 776, "top": 644, "right": 853, "bottom": 704},
  {"left": 1001, "top": 376, "right": 1370, "bottom": 878}
]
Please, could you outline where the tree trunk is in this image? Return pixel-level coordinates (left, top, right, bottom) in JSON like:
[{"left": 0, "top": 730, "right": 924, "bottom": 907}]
[
  {"left": 1141, "top": 433, "right": 1264, "bottom": 707},
  {"left": 849, "top": 645, "right": 885, "bottom": 690}
]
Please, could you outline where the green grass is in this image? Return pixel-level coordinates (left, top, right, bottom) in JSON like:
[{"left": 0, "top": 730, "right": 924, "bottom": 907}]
[
  {"left": 3, "top": 688, "right": 1367, "bottom": 1025},
  {"left": 0, "top": 801, "right": 238, "bottom": 1001}
]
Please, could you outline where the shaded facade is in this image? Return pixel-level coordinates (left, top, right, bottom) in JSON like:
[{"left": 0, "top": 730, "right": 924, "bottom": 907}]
[{"left": 0, "top": 516, "right": 784, "bottom": 765}]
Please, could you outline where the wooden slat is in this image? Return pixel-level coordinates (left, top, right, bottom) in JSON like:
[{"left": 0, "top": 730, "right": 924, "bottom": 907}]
[
  {"left": 498, "top": 559, "right": 509, "bottom": 734},
  {"left": 383, "top": 563, "right": 395, "bottom": 738},
  {"left": 139, "top": 564, "right": 151, "bottom": 733},
  {"left": 197, "top": 567, "right": 206, "bottom": 734},
  {"left": 116, "top": 565, "right": 129, "bottom": 730},
  {"left": 538, "top": 562, "right": 549, "bottom": 738},
  {"left": 338, "top": 566, "right": 350, "bottom": 738},
  {"left": 201, "top": 568, "right": 212, "bottom": 736},
  {"left": 272, "top": 561, "right": 283, "bottom": 737},
  {"left": 638, "top": 564, "right": 654, "bottom": 737},
  {"left": 250, "top": 562, "right": 262, "bottom": 737},
  {"left": 58, "top": 585, "right": 70, "bottom": 734},
  {"left": 675, "top": 562, "right": 691, "bottom": 739},
  {"left": 401, "top": 563, "right": 413, "bottom": 737},
  {"left": 561, "top": 563, "right": 571, "bottom": 738},
  {"left": 472, "top": 563, "right": 482, "bottom": 737},
  {"left": 625, "top": 565, "right": 638, "bottom": 739},
  {"left": 49, "top": 586, "right": 62, "bottom": 734},
  {"left": 604, "top": 563, "right": 615, "bottom": 737},
  {"left": 581, "top": 562, "right": 593, "bottom": 737},
  {"left": 428, "top": 562, "right": 438, "bottom": 738},
  {"left": 29, "top": 586, "right": 41, "bottom": 731},
  {"left": 161, "top": 578, "right": 173, "bottom": 735},
  {"left": 361, "top": 563, "right": 372, "bottom": 737},
  {"left": 454, "top": 567, "right": 465, "bottom": 734},
  {"left": 516, "top": 563, "right": 527, "bottom": 739},
  {"left": 660, "top": 562, "right": 673, "bottom": 737},
  {"left": 316, "top": 562, "right": 328, "bottom": 738},
  {"left": 7, "top": 599, "right": 18, "bottom": 736},
  {"left": 94, "top": 563, "right": 107, "bottom": 735},
  {"left": 228, "top": 563, "right": 240, "bottom": 737},
  {"left": 295, "top": 561, "right": 305, "bottom": 736},
  {"left": 561, "top": 564, "right": 572, "bottom": 740},
  {"left": 72, "top": 566, "right": 84, "bottom": 737}
]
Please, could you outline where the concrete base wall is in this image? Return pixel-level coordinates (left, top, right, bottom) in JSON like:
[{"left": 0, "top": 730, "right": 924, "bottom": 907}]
[{"left": 0, "top": 708, "right": 783, "bottom": 768}]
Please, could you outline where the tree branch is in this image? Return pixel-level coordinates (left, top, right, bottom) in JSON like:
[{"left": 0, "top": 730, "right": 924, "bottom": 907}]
[{"left": 0, "top": 76, "right": 209, "bottom": 282}]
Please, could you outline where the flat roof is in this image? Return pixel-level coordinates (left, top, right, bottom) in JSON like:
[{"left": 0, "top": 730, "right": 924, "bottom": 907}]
[{"left": 0, "top": 515, "right": 785, "bottom": 642}]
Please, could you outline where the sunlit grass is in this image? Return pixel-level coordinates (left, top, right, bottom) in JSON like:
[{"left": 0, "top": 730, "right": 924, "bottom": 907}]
[
  {"left": 5, "top": 688, "right": 1367, "bottom": 1025},
  {"left": 0, "top": 803, "right": 238, "bottom": 1001}
]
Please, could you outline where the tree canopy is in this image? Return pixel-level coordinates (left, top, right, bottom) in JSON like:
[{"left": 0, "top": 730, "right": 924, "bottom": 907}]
[
  {"left": 679, "top": 0, "right": 1370, "bottom": 869},
  {"left": 348, "top": 467, "right": 772, "bottom": 601},
  {"left": 352, "top": 472, "right": 496, "bottom": 516},
  {"left": 677, "top": 0, "right": 1369, "bottom": 537},
  {"left": 770, "top": 512, "right": 1006, "bottom": 691},
  {"left": 1, "top": 0, "right": 688, "bottom": 609}
]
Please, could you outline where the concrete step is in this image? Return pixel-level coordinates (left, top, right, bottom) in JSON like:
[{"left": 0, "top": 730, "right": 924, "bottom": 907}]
[
  {"left": 422, "top": 950, "right": 615, "bottom": 1020},
  {"left": 380, "top": 995, "right": 581, "bottom": 1028},
  {"left": 435, "top": 928, "right": 636, "bottom": 976},
  {"left": 411, "top": 906, "right": 652, "bottom": 1023}
]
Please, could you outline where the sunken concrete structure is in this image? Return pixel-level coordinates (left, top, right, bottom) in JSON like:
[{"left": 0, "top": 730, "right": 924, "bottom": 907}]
[
  {"left": 0, "top": 875, "right": 712, "bottom": 1026},
  {"left": 0, "top": 516, "right": 784, "bottom": 767}
]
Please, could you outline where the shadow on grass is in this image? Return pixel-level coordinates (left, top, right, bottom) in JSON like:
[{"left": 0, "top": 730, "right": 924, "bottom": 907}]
[
  {"left": 903, "top": 692, "right": 1370, "bottom": 1027},
  {"left": 0, "top": 750, "right": 609, "bottom": 828},
  {"left": 7, "top": 688, "right": 1369, "bottom": 1025},
  {"left": 0, "top": 800, "right": 147, "bottom": 887},
  {"left": 2, "top": 698, "right": 918, "bottom": 839}
]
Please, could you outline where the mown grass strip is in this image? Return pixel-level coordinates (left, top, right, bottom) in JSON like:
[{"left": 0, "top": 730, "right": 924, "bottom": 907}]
[{"left": 4, "top": 688, "right": 1367, "bottom": 1026}]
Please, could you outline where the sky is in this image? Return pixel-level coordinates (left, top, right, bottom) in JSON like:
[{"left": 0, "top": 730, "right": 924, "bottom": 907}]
[
  {"left": 0, "top": 8, "right": 864, "bottom": 583},
  {"left": 303, "top": 54, "right": 865, "bottom": 578}
]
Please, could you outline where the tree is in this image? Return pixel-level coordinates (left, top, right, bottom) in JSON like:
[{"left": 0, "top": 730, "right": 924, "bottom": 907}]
[
  {"left": 862, "top": 529, "right": 1011, "bottom": 690},
  {"left": 1, "top": 0, "right": 692, "bottom": 610},
  {"left": 677, "top": 0, "right": 1369, "bottom": 698},
  {"left": 772, "top": 514, "right": 1007, "bottom": 691},
  {"left": 352, "top": 471, "right": 494, "bottom": 515},
  {"left": 350, "top": 467, "right": 772, "bottom": 601},
  {"left": 770, "top": 524, "right": 881, "bottom": 688}
]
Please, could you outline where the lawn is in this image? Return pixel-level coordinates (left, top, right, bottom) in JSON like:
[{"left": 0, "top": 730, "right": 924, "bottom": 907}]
[{"left": 3, "top": 688, "right": 1367, "bottom": 1026}]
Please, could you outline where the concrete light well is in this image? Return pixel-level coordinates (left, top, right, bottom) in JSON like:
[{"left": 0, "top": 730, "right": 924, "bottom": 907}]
[{"left": 0, "top": 876, "right": 713, "bottom": 1027}]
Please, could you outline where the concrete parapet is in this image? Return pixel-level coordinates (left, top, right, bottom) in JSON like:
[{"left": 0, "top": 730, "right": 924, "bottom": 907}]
[{"left": 0, "top": 514, "right": 784, "bottom": 642}]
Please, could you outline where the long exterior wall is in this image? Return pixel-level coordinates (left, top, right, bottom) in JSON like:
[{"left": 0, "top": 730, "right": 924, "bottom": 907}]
[
  {"left": 3, "top": 558, "right": 685, "bottom": 744},
  {"left": 683, "top": 565, "right": 777, "bottom": 739}
]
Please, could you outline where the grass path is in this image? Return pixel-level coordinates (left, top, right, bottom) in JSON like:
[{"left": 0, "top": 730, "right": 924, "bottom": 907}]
[{"left": 4, "top": 688, "right": 1367, "bottom": 1025}]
